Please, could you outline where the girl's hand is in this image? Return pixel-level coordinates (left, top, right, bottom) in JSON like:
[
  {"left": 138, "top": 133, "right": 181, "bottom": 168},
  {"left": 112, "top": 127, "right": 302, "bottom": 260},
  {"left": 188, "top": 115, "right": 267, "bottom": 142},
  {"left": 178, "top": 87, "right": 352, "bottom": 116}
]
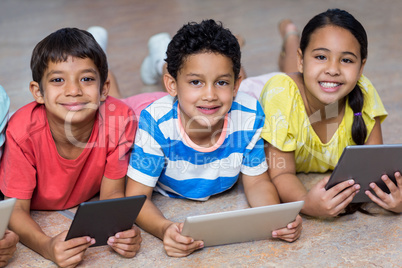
[
  {"left": 272, "top": 215, "right": 303, "bottom": 242},
  {"left": 163, "top": 222, "right": 203, "bottom": 257},
  {"left": 365, "top": 172, "right": 402, "bottom": 213},
  {"left": 107, "top": 225, "right": 142, "bottom": 258},
  {"left": 304, "top": 176, "right": 360, "bottom": 217}
]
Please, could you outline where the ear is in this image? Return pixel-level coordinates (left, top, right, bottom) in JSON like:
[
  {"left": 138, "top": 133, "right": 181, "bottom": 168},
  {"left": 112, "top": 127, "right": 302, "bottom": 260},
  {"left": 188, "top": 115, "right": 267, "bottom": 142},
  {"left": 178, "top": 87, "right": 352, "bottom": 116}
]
[
  {"left": 163, "top": 73, "right": 178, "bottom": 97},
  {"left": 358, "top": 58, "right": 367, "bottom": 78},
  {"left": 29, "top": 81, "right": 44, "bottom": 104},
  {"left": 296, "top": 48, "right": 304, "bottom": 74},
  {"left": 233, "top": 76, "right": 242, "bottom": 98},
  {"left": 100, "top": 77, "right": 110, "bottom": 102}
]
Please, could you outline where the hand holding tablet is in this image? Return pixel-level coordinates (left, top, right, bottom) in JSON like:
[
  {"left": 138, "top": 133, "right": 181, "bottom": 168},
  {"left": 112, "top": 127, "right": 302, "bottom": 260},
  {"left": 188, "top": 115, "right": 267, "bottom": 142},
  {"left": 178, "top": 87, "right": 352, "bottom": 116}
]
[
  {"left": 325, "top": 144, "right": 402, "bottom": 203},
  {"left": 65, "top": 195, "right": 146, "bottom": 247}
]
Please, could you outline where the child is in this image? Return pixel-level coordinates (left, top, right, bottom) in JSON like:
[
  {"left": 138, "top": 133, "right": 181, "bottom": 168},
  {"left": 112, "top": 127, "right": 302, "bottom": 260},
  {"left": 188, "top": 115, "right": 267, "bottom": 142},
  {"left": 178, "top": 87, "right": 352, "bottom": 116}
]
[
  {"left": 0, "top": 85, "right": 19, "bottom": 267},
  {"left": 258, "top": 9, "right": 401, "bottom": 216},
  {"left": 125, "top": 19, "right": 302, "bottom": 258},
  {"left": 0, "top": 28, "right": 141, "bottom": 267}
]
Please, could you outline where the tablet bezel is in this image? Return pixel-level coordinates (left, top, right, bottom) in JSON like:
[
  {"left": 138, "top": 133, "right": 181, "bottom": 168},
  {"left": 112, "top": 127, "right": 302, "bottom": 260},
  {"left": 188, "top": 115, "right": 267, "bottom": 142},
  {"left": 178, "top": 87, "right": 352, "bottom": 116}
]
[
  {"left": 65, "top": 195, "right": 146, "bottom": 247},
  {"left": 0, "top": 198, "right": 16, "bottom": 240},
  {"left": 325, "top": 144, "right": 402, "bottom": 203},
  {"left": 181, "top": 200, "right": 304, "bottom": 247}
]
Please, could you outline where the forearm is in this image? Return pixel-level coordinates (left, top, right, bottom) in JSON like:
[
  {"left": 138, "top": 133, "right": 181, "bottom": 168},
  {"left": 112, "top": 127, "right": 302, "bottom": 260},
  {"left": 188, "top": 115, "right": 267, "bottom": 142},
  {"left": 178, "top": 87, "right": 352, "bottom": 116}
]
[
  {"left": 99, "top": 177, "right": 125, "bottom": 200},
  {"left": 9, "top": 209, "right": 52, "bottom": 259},
  {"left": 242, "top": 172, "right": 280, "bottom": 207},
  {"left": 135, "top": 199, "right": 173, "bottom": 240},
  {"left": 271, "top": 173, "right": 307, "bottom": 203}
]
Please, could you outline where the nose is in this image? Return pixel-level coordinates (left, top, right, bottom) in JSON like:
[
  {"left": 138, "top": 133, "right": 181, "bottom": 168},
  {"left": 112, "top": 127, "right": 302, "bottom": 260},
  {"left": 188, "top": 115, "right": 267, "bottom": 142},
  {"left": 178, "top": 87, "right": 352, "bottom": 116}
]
[
  {"left": 325, "top": 59, "right": 341, "bottom": 76},
  {"left": 65, "top": 80, "right": 83, "bottom": 96},
  {"left": 202, "top": 84, "right": 218, "bottom": 101}
]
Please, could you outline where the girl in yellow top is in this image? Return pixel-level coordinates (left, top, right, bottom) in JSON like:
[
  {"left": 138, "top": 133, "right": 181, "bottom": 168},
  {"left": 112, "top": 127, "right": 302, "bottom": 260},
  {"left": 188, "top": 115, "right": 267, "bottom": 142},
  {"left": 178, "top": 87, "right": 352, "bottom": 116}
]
[{"left": 256, "top": 9, "right": 401, "bottom": 216}]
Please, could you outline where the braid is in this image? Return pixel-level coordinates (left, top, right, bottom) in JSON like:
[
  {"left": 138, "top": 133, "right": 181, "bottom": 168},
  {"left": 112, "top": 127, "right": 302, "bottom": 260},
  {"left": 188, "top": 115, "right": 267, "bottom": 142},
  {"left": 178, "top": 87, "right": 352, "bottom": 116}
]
[{"left": 348, "top": 85, "right": 367, "bottom": 145}]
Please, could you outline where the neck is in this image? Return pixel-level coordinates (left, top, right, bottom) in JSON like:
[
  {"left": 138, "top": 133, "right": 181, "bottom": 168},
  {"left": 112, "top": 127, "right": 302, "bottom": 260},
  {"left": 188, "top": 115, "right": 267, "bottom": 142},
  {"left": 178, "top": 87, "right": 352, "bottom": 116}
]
[
  {"left": 185, "top": 118, "right": 225, "bottom": 148},
  {"left": 47, "top": 113, "right": 96, "bottom": 159}
]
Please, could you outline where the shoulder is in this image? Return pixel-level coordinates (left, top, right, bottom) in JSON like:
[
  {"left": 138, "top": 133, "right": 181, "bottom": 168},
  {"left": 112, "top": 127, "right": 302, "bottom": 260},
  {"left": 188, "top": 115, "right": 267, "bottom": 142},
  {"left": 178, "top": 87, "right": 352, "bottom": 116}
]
[
  {"left": 102, "top": 96, "right": 135, "bottom": 116},
  {"left": 8, "top": 102, "right": 47, "bottom": 140},
  {"left": 142, "top": 94, "right": 176, "bottom": 121},
  {"left": 259, "top": 73, "right": 300, "bottom": 111},
  {"left": 357, "top": 75, "right": 387, "bottom": 121}
]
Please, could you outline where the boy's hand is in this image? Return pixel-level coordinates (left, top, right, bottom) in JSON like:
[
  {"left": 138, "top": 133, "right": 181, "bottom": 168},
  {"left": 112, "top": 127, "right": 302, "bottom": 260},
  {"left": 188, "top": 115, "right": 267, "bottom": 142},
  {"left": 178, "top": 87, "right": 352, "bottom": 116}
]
[
  {"left": 107, "top": 225, "right": 142, "bottom": 258},
  {"left": 0, "top": 230, "right": 19, "bottom": 267},
  {"left": 163, "top": 222, "right": 203, "bottom": 257},
  {"left": 272, "top": 215, "right": 303, "bottom": 242},
  {"left": 365, "top": 172, "right": 402, "bottom": 213},
  {"left": 47, "top": 231, "right": 94, "bottom": 268},
  {"left": 304, "top": 176, "right": 360, "bottom": 217}
]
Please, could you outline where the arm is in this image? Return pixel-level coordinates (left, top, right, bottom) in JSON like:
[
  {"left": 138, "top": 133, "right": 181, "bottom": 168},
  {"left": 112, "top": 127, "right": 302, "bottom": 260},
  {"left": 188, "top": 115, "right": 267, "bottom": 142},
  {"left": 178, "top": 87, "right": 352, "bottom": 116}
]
[
  {"left": 242, "top": 171, "right": 302, "bottom": 242},
  {"left": 99, "top": 176, "right": 142, "bottom": 258},
  {"left": 6, "top": 197, "right": 93, "bottom": 267},
  {"left": 265, "top": 142, "right": 360, "bottom": 217},
  {"left": 125, "top": 178, "right": 203, "bottom": 257},
  {"left": 0, "top": 229, "right": 18, "bottom": 267}
]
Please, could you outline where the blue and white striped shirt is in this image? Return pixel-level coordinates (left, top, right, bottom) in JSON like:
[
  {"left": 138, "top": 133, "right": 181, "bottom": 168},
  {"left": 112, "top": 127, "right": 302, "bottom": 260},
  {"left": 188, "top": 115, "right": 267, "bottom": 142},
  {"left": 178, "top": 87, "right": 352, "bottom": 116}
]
[{"left": 127, "top": 92, "right": 267, "bottom": 200}]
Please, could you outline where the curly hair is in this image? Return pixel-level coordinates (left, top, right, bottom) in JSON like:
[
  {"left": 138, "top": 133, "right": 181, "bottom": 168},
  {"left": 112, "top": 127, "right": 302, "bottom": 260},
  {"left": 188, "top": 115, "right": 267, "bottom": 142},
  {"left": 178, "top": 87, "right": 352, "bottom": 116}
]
[{"left": 166, "top": 19, "right": 241, "bottom": 81}]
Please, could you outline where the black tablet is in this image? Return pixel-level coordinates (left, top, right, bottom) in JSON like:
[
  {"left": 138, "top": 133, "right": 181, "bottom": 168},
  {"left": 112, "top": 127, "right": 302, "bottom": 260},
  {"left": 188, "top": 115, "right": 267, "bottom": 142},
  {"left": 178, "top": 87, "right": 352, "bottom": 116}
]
[
  {"left": 325, "top": 144, "right": 402, "bottom": 203},
  {"left": 65, "top": 195, "right": 146, "bottom": 247}
]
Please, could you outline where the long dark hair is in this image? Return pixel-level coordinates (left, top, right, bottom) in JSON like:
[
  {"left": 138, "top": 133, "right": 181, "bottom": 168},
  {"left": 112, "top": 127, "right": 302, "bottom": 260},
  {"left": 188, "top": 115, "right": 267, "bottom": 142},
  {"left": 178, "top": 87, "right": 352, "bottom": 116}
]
[{"left": 300, "top": 8, "right": 368, "bottom": 145}]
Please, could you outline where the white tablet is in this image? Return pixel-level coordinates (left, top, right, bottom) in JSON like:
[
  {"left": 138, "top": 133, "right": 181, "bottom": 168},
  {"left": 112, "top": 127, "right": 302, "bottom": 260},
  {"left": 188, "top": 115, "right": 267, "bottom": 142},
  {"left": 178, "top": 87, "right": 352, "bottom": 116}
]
[
  {"left": 325, "top": 144, "right": 402, "bottom": 203},
  {"left": 181, "top": 201, "right": 304, "bottom": 247},
  {"left": 0, "top": 198, "right": 16, "bottom": 240}
]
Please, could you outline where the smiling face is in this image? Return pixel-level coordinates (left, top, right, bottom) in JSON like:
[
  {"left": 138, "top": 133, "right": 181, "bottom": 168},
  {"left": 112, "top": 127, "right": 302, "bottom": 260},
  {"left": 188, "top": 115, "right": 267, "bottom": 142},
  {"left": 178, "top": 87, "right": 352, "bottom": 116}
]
[
  {"left": 30, "top": 56, "right": 109, "bottom": 127},
  {"left": 164, "top": 52, "right": 240, "bottom": 139},
  {"left": 297, "top": 25, "right": 366, "bottom": 110}
]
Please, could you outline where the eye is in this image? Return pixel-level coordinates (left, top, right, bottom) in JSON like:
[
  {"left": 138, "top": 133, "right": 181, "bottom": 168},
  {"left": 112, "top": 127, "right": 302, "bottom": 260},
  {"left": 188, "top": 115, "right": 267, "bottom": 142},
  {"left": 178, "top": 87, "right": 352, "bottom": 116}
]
[
  {"left": 342, "top": 58, "right": 353, "bottom": 63},
  {"left": 217, "top": 80, "right": 229, "bottom": 86},
  {"left": 50, "top": 78, "right": 64, "bottom": 83},
  {"left": 190, "top": 80, "right": 201, "bottom": 86},
  {"left": 81, "top": 77, "right": 95, "bottom": 82},
  {"left": 315, "top": 55, "right": 326, "bottom": 60}
]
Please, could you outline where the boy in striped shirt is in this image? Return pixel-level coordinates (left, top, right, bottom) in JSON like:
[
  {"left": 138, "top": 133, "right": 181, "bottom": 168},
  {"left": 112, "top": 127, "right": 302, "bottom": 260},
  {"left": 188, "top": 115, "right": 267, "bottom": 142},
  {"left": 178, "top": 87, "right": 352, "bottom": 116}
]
[{"left": 126, "top": 19, "right": 302, "bottom": 257}]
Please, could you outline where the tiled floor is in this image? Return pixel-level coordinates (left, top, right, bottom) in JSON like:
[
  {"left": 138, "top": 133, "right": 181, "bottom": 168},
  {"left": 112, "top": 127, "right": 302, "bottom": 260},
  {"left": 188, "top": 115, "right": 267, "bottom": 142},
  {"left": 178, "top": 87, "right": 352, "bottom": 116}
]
[{"left": 1, "top": 0, "right": 401, "bottom": 267}]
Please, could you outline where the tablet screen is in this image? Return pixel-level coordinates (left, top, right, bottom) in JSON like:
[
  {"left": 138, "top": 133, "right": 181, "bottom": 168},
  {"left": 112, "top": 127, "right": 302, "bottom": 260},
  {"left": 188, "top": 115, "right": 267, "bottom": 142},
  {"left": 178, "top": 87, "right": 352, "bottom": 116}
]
[{"left": 65, "top": 195, "right": 146, "bottom": 247}]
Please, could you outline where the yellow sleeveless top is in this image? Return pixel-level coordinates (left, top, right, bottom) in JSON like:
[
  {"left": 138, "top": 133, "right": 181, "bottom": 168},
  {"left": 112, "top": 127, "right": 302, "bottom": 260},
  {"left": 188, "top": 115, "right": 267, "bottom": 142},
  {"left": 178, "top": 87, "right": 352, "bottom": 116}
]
[{"left": 259, "top": 73, "right": 387, "bottom": 173}]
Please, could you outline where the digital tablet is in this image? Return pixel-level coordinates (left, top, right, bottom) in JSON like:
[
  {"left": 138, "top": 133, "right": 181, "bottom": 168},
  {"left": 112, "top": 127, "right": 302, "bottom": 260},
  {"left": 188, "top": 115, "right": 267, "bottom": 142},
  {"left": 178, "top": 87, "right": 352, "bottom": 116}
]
[
  {"left": 65, "top": 195, "right": 146, "bottom": 247},
  {"left": 0, "top": 198, "right": 16, "bottom": 240},
  {"left": 181, "top": 201, "right": 304, "bottom": 247},
  {"left": 325, "top": 144, "right": 402, "bottom": 203}
]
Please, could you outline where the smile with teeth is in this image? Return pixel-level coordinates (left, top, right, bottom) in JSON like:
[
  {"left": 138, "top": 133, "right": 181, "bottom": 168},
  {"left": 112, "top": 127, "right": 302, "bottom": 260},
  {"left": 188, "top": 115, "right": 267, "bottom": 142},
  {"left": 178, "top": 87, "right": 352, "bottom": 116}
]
[
  {"left": 320, "top": 82, "right": 341, "bottom": 88},
  {"left": 197, "top": 105, "right": 220, "bottom": 114}
]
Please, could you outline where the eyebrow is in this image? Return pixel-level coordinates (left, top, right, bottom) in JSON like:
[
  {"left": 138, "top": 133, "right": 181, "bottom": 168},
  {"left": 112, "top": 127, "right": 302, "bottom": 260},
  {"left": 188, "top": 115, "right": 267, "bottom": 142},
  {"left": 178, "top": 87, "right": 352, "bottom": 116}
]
[
  {"left": 312, "top": 48, "right": 358, "bottom": 59},
  {"left": 46, "top": 68, "right": 98, "bottom": 77},
  {"left": 186, "top": 73, "right": 233, "bottom": 79}
]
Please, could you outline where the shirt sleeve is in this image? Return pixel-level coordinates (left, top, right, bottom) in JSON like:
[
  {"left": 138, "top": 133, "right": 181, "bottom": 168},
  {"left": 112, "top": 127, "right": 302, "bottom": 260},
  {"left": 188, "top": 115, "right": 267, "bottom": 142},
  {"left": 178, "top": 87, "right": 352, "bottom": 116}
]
[
  {"left": 126, "top": 108, "right": 165, "bottom": 187},
  {"left": 0, "top": 129, "right": 37, "bottom": 199},
  {"left": 359, "top": 75, "right": 388, "bottom": 122},
  {"left": 259, "top": 74, "right": 299, "bottom": 152},
  {"left": 0, "top": 85, "right": 10, "bottom": 159},
  {"left": 240, "top": 100, "right": 268, "bottom": 176},
  {"left": 103, "top": 100, "right": 137, "bottom": 180}
]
